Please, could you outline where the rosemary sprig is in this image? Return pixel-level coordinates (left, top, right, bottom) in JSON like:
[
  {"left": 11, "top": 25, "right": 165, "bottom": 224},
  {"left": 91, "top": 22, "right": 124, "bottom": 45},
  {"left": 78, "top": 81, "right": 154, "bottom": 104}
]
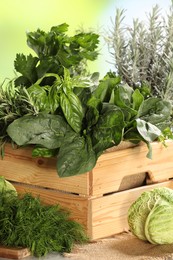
[
  {"left": 0, "top": 79, "right": 40, "bottom": 143},
  {"left": 106, "top": 3, "right": 173, "bottom": 104}
]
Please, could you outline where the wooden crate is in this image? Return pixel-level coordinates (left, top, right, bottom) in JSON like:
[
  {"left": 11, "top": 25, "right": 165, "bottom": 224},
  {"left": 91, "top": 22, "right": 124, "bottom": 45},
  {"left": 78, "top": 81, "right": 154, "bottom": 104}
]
[{"left": 1, "top": 140, "right": 173, "bottom": 240}]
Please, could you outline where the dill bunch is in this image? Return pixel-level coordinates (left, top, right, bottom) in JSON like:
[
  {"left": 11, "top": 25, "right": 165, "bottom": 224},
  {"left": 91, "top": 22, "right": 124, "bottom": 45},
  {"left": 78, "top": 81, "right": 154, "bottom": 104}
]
[
  {"left": 106, "top": 2, "right": 173, "bottom": 104},
  {"left": 0, "top": 192, "right": 88, "bottom": 257}
]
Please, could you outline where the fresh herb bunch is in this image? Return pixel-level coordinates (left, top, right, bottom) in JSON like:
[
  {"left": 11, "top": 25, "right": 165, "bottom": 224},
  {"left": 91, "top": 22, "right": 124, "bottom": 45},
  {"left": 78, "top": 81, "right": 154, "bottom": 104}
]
[
  {"left": 106, "top": 3, "right": 173, "bottom": 104},
  {"left": 0, "top": 80, "right": 34, "bottom": 142},
  {"left": 6, "top": 73, "right": 172, "bottom": 177},
  {"left": 14, "top": 23, "right": 99, "bottom": 87},
  {"left": 0, "top": 191, "right": 88, "bottom": 257},
  {"left": 0, "top": 24, "right": 172, "bottom": 178}
]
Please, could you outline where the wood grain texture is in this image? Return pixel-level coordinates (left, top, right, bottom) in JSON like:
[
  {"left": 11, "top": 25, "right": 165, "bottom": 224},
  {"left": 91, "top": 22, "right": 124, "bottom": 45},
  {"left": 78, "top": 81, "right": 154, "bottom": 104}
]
[
  {"left": 1, "top": 141, "right": 173, "bottom": 240},
  {"left": 13, "top": 183, "right": 88, "bottom": 228},
  {"left": 92, "top": 141, "right": 173, "bottom": 196},
  {"left": 90, "top": 180, "right": 173, "bottom": 240},
  {"left": 1, "top": 143, "right": 89, "bottom": 195},
  {"left": 0, "top": 246, "right": 30, "bottom": 259}
]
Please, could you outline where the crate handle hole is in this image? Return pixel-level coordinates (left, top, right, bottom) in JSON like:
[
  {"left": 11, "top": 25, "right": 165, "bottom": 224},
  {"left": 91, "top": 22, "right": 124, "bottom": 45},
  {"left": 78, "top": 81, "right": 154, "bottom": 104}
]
[{"left": 118, "top": 172, "right": 148, "bottom": 192}]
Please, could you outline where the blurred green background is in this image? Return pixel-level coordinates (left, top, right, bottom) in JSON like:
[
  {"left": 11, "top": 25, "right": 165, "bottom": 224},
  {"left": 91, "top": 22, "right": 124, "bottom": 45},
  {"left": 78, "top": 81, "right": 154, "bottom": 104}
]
[
  {"left": 0, "top": 0, "right": 170, "bottom": 83},
  {"left": 0, "top": 0, "right": 114, "bottom": 83}
]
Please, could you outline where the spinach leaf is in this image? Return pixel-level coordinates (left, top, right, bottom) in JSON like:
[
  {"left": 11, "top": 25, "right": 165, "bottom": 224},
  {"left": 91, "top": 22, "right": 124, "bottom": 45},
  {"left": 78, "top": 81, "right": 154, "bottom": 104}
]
[
  {"left": 91, "top": 103, "right": 125, "bottom": 156},
  {"left": 136, "top": 118, "right": 162, "bottom": 159},
  {"left": 113, "top": 84, "right": 137, "bottom": 120},
  {"left": 85, "top": 96, "right": 102, "bottom": 129},
  {"left": 124, "top": 119, "right": 162, "bottom": 159},
  {"left": 137, "top": 98, "right": 172, "bottom": 125},
  {"left": 93, "top": 76, "right": 121, "bottom": 102},
  {"left": 7, "top": 113, "right": 70, "bottom": 149},
  {"left": 136, "top": 118, "right": 162, "bottom": 143},
  {"left": 57, "top": 131, "right": 96, "bottom": 177}
]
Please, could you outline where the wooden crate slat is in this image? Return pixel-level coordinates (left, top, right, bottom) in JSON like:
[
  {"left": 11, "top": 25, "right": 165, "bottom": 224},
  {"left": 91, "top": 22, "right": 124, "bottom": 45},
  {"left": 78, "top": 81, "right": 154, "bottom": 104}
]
[
  {"left": 1, "top": 141, "right": 173, "bottom": 240},
  {"left": 90, "top": 180, "right": 173, "bottom": 240},
  {"left": 13, "top": 183, "right": 88, "bottom": 228},
  {"left": 1, "top": 144, "right": 89, "bottom": 195},
  {"left": 0, "top": 246, "right": 30, "bottom": 259},
  {"left": 91, "top": 141, "right": 173, "bottom": 196}
]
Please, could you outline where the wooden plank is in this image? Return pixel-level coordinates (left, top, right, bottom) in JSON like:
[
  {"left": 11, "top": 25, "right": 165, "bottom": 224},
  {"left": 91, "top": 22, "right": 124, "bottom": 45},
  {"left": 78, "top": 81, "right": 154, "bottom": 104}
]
[
  {"left": 91, "top": 141, "right": 173, "bottom": 196},
  {"left": 0, "top": 246, "right": 30, "bottom": 259},
  {"left": 13, "top": 182, "right": 89, "bottom": 228},
  {"left": 1, "top": 143, "right": 89, "bottom": 195},
  {"left": 2, "top": 141, "right": 173, "bottom": 198},
  {"left": 90, "top": 180, "right": 173, "bottom": 240}
]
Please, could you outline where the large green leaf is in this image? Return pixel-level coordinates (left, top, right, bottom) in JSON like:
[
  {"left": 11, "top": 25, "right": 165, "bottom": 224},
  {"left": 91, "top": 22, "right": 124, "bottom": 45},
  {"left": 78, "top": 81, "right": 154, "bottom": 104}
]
[
  {"left": 7, "top": 113, "right": 69, "bottom": 149},
  {"left": 92, "top": 104, "right": 125, "bottom": 156},
  {"left": 113, "top": 84, "right": 137, "bottom": 120},
  {"left": 136, "top": 118, "right": 161, "bottom": 143},
  {"left": 137, "top": 98, "right": 172, "bottom": 125},
  {"left": 93, "top": 77, "right": 121, "bottom": 102},
  {"left": 85, "top": 96, "right": 102, "bottom": 129},
  {"left": 57, "top": 132, "right": 96, "bottom": 177}
]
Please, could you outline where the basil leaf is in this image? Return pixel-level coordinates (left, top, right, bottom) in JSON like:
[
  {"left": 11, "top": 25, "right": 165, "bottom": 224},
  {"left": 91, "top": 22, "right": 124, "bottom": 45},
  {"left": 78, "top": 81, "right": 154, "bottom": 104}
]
[
  {"left": 60, "top": 91, "right": 84, "bottom": 133},
  {"left": 57, "top": 132, "right": 96, "bottom": 177},
  {"left": 27, "top": 84, "right": 50, "bottom": 112}
]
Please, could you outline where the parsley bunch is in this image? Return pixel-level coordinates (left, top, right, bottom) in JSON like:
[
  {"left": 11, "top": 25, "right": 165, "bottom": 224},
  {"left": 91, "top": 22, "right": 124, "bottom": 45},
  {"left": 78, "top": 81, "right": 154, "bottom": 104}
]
[{"left": 14, "top": 23, "right": 99, "bottom": 87}]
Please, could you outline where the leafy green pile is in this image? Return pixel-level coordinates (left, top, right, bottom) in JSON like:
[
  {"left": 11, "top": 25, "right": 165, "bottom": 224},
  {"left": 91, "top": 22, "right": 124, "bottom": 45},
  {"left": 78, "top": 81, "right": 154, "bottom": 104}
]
[
  {"left": 5, "top": 73, "right": 172, "bottom": 177},
  {"left": 0, "top": 24, "right": 172, "bottom": 177},
  {"left": 0, "top": 191, "right": 88, "bottom": 257}
]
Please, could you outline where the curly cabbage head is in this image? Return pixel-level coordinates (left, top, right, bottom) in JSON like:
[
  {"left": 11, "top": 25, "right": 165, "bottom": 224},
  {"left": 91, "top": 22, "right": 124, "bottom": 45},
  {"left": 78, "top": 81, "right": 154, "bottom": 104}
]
[{"left": 128, "top": 187, "right": 173, "bottom": 244}]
